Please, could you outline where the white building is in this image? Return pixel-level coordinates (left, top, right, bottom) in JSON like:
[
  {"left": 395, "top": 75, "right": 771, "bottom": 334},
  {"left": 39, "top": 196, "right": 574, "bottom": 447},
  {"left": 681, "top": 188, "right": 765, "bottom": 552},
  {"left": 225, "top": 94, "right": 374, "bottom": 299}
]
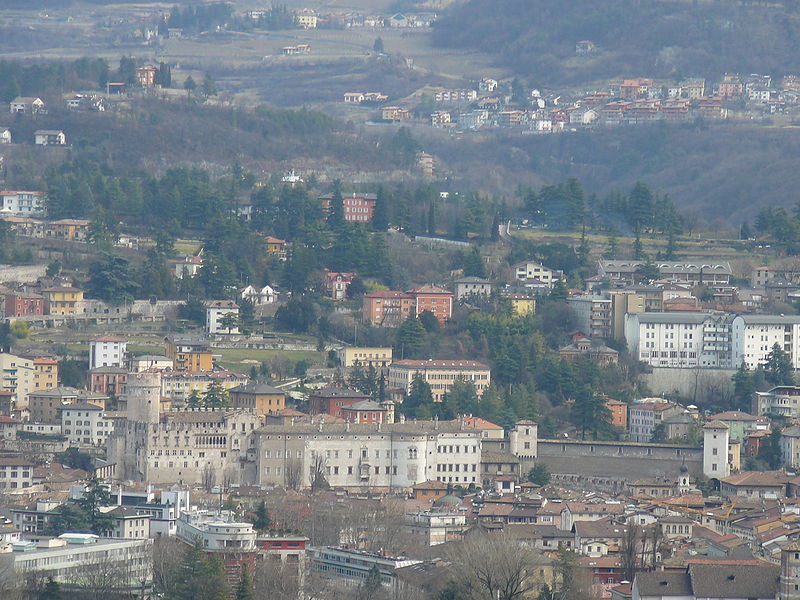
[
  {"left": 61, "top": 401, "right": 113, "bottom": 446},
  {"left": 731, "top": 314, "right": 800, "bottom": 370},
  {"left": 34, "top": 130, "right": 66, "bottom": 146},
  {"left": 703, "top": 420, "right": 730, "bottom": 479},
  {"left": 781, "top": 427, "right": 800, "bottom": 470},
  {"left": 404, "top": 510, "right": 468, "bottom": 546},
  {"left": 205, "top": 300, "right": 239, "bottom": 334},
  {"left": 256, "top": 421, "right": 483, "bottom": 490},
  {"left": 0, "top": 127, "right": 10, "bottom": 144},
  {"left": 454, "top": 277, "right": 493, "bottom": 301},
  {"left": 624, "top": 312, "right": 732, "bottom": 369},
  {"left": 106, "top": 506, "right": 151, "bottom": 539},
  {"left": 129, "top": 354, "right": 173, "bottom": 372},
  {"left": 9, "top": 97, "right": 44, "bottom": 114},
  {"left": 241, "top": 284, "right": 277, "bottom": 305},
  {"left": 0, "top": 457, "right": 34, "bottom": 491},
  {"left": 628, "top": 399, "right": 685, "bottom": 443},
  {"left": 0, "top": 191, "right": 46, "bottom": 217},
  {"left": 177, "top": 509, "right": 255, "bottom": 552},
  {"left": 0, "top": 535, "right": 153, "bottom": 593},
  {"left": 513, "top": 261, "right": 562, "bottom": 286},
  {"left": 89, "top": 335, "right": 127, "bottom": 370}
]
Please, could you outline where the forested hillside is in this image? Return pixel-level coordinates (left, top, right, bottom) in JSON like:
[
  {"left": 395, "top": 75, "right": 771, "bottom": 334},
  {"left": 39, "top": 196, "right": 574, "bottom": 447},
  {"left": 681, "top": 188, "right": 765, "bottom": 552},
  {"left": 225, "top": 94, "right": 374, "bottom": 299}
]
[{"left": 434, "top": 0, "right": 800, "bottom": 85}]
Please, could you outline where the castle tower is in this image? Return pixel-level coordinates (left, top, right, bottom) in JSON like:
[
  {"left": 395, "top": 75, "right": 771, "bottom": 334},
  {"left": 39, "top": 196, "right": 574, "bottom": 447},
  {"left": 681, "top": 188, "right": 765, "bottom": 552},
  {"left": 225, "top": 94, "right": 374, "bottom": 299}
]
[
  {"left": 126, "top": 371, "right": 162, "bottom": 424},
  {"left": 781, "top": 542, "right": 800, "bottom": 600},
  {"left": 509, "top": 420, "right": 538, "bottom": 461},
  {"left": 703, "top": 420, "right": 730, "bottom": 479}
]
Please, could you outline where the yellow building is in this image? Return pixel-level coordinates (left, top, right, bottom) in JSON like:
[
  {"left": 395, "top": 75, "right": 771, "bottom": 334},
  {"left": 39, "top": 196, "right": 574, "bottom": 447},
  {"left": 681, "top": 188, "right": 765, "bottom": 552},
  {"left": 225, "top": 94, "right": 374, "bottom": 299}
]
[
  {"left": 47, "top": 219, "right": 90, "bottom": 242},
  {"left": 229, "top": 382, "right": 286, "bottom": 416},
  {"left": 506, "top": 294, "right": 536, "bottom": 316},
  {"left": 164, "top": 336, "right": 213, "bottom": 372},
  {"left": 337, "top": 347, "right": 393, "bottom": 368},
  {"left": 42, "top": 286, "right": 84, "bottom": 316},
  {"left": 33, "top": 357, "right": 58, "bottom": 391}
]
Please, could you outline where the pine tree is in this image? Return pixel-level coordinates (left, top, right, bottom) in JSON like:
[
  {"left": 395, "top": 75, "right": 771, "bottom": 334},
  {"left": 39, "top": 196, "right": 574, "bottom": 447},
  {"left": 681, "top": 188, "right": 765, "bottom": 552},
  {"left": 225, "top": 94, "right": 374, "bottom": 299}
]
[
  {"left": 396, "top": 315, "right": 427, "bottom": 358},
  {"left": 427, "top": 200, "right": 437, "bottom": 235},
  {"left": 253, "top": 500, "right": 270, "bottom": 531},
  {"left": 203, "top": 379, "right": 230, "bottom": 408},
  {"left": 632, "top": 226, "right": 645, "bottom": 260},
  {"left": 235, "top": 566, "right": 254, "bottom": 600},
  {"left": 603, "top": 229, "right": 619, "bottom": 259},
  {"left": 372, "top": 186, "right": 390, "bottom": 231}
]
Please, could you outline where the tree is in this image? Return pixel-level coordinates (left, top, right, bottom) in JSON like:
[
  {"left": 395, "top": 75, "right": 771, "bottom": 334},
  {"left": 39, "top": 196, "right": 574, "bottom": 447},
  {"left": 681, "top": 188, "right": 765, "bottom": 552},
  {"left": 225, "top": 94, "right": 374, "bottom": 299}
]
[
  {"left": 620, "top": 524, "right": 642, "bottom": 583},
  {"left": 448, "top": 531, "right": 548, "bottom": 600},
  {"left": 87, "top": 252, "right": 138, "bottom": 305},
  {"left": 275, "top": 295, "right": 318, "bottom": 333},
  {"left": 650, "top": 423, "right": 667, "bottom": 443},
  {"left": 527, "top": 463, "right": 550, "bottom": 486},
  {"left": 76, "top": 476, "right": 114, "bottom": 535},
  {"left": 46, "top": 260, "right": 62, "bottom": 277},
  {"left": 202, "top": 72, "right": 217, "bottom": 97},
  {"left": 571, "top": 388, "right": 612, "bottom": 440},
  {"left": 463, "top": 245, "right": 488, "bottom": 278},
  {"left": 310, "top": 453, "right": 329, "bottom": 493},
  {"left": 603, "top": 230, "right": 619, "bottom": 259},
  {"left": 418, "top": 309, "right": 440, "bottom": 333},
  {"left": 758, "top": 426, "right": 783, "bottom": 469},
  {"left": 732, "top": 363, "right": 756, "bottom": 411},
  {"left": 40, "top": 577, "right": 62, "bottom": 600},
  {"left": 253, "top": 500, "right": 270, "bottom": 531},
  {"left": 634, "top": 259, "right": 660, "bottom": 283},
  {"left": 373, "top": 187, "right": 390, "bottom": 231},
  {"left": 219, "top": 312, "right": 239, "bottom": 334},
  {"left": 203, "top": 379, "right": 229, "bottom": 408},
  {"left": 396, "top": 315, "right": 426, "bottom": 358},
  {"left": 373, "top": 37, "right": 385, "bottom": 53},
  {"left": 763, "top": 343, "right": 794, "bottom": 385},
  {"left": 184, "top": 75, "right": 197, "bottom": 95},
  {"left": 549, "top": 278, "right": 568, "bottom": 301},
  {"left": 358, "top": 564, "right": 384, "bottom": 600},
  {"left": 235, "top": 566, "right": 254, "bottom": 600},
  {"left": 632, "top": 227, "right": 645, "bottom": 260},
  {"left": 47, "top": 503, "right": 91, "bottom": 536},
  {"left": 402, "top": 374, "right": 434, "bottom": 418}
]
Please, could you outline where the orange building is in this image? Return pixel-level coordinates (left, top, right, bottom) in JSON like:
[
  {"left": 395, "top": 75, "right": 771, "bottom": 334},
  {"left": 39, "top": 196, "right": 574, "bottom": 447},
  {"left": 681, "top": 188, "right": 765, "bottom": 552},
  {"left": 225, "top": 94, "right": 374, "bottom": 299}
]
[
  {"left": 362, "top": 291, "right": 414, "bottom": 327},
  {"left": 32, "top": 357, "right": 58, "bottom": 391},
  {"left": 605, "top": 398, "right": 628, "bottom": 429},
  {"left": 164, "top": 336, "right": 213, "bottom": 371},
  {"left": 409, "top": 285, "right": 453, "bottom": 323}
]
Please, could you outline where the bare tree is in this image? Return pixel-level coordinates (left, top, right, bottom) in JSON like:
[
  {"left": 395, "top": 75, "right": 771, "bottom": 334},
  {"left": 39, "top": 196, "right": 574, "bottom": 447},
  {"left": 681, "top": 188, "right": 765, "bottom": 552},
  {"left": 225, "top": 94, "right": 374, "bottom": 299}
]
[
  {"left": 448, "top": 531, "right": 548, "bottom": 600},
  {"left": 253, "top": 557, "right": 300, "bottom": 600},
  {"left": 285, "top": 457, "right": 303, "bottom": 490},
  {"left": 310, "top": 454, "right": 329, "bottom": 493},
  {"left": 648, "top": 524, "right": 664, "bottom": 570},
  {"left": 0, "top": 554, "right": 23, "bottom": 600},
  {"left": 620, "top": 523, "right": 641, "bottom": 582},
  {"left": 152, "top": 536, "right": 185, "bottom": 599},
  {"left": 201, "top": 463, "right": 216, "bottom": 493}
]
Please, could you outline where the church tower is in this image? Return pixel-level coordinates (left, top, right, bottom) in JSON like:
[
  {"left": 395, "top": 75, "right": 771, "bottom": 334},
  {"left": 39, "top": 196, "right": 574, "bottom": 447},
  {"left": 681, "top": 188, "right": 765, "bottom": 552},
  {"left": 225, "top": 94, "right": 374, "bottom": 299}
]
[
  {"left": 781, "top": 542, "right": 800, "bottom": 600},
  {"left": 703, "top": 420, "right": 730, "bottom": 479}
]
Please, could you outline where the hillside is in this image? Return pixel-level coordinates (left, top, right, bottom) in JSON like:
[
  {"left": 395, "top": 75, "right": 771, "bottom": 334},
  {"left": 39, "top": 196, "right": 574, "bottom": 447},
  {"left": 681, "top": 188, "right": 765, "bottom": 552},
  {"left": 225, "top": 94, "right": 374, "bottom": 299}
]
[{"left": 433, "top": 0, "right": 800, "bottom": 86}]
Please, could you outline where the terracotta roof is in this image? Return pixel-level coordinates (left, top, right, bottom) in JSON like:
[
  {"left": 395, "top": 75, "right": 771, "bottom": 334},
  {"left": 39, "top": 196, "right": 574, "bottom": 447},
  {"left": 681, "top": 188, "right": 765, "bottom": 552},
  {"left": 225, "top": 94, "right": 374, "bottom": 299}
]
[
  {"left": 709, "top": 411, "right": 760, "bottom": 422},
  {"left": 720, "top": 471, "right": 794, "bottom": 487},
  {"left": 458, "top": 416, "right": 502, "bottom": 430}
]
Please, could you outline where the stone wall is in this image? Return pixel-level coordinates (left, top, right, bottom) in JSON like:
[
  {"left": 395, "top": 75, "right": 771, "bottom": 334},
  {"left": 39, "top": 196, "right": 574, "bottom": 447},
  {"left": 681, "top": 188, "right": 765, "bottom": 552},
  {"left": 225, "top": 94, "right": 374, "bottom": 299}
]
[{"left": 641, "top": 367, "right": 736, "bottom": 402}]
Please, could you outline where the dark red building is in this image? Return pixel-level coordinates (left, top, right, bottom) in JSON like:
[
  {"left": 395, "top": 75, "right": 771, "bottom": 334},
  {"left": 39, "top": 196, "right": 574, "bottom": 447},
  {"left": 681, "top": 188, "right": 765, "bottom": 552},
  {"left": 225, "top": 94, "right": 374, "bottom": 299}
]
[
  {"left": 5, "top": 292, "right": 44, "bottom": 317},
  {"left": 307, "top": 386, "right": 371, "bottom": 419}
]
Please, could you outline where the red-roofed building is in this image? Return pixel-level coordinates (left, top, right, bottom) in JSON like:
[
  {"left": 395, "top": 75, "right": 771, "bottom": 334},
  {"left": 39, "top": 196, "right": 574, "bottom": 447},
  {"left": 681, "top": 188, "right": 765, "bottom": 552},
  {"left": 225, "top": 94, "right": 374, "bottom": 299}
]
[
  {"left": 5, "top": 292, "right": 44, "bottom": 317},
  {"left": 409, "top": 285, "right": 453, "bottom": 323},
  {"left": 308, "top": 386, "right": 371, "bottom": 419},
  {"left": 362, "top": 290, "right": 414, "bottom": 326}
]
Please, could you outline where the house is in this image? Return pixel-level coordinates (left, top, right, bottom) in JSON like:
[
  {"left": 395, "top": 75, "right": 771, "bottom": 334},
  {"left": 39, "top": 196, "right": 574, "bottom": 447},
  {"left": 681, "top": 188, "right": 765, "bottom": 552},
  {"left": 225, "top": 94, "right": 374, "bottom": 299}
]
[
  {"left": 264, "top": 236, "right": 287, "bottom": 259},
  {"left": 89, "top": 366, "right": 128, "bottom": 396},
  {"left": 5, "top": 292, "right": 44, "bottom": 317},
  {"left": 47, "top": 218, "right": 90, "bottom": 241},
  {"left": 430, "top": 110, "right": 451, "bottom": 128},
  {"left": 341, "top": 399, "right": 393, "bottom": 424},
  {"left": 409, "top": 285, "right": 453, "bottom": 323},
  {"left": 575, "top": 40, "right": 595, "bottom": 54},
  {"left": 10, "top": 97, "right": 44, "bottom": 114},
  {"left": 129, "top": 354, "right": 173, "bottom": 373},
  {"left": 381, "top": 106, "right": 412, "bottom": 121},
  {"left": 205, "top": 300, "right": 239, "bottom": 334},
  {"left": 337, "top": 347, "right": 393, "bottom": 368},
  {"left": 89, "top": 335, "right": 127, "bottom": 370},
  {"left": 307, "top": 386, "right": 371, "bottom": 419},
  {"left": 32, "top": 357, "right": 58, "bottom": 392},
  {"left": 34, "top": 130, "right": 66, "bottom": 146},
  {"left": 241, "top": 284, "right": 277, "bottom": 305},
  {"left": 454, "top": 277, "right": 493, "bottom": 301},
  {"left": 295, "top": 10, "right": 317, "bottom": 29},
  {"left": 567, "top": 296, "right": 612, "bottom": 339},
  {"left": 632, "top": 561, "right": 778, "bottom": 600},
  {"left": 628, "top": 399, "right": 685, "bottom": 442},
  {"left": 362, "top": 290, "right": 415, "bottom": 327},
  {"left": 323, "top": 269, "right": 354, "bottom": 300},
  {"left": 0, "top": 190, "right": 47, "bottom": 217},
  {"left": 344, "top": 92, "right": 366, "bottom": 104},
  {"left": 605, "top": 398, "right": 628, "bottom": 429},
  {"left": 28, "top": 387, "right": 107, "bottom": 424},
  {"left": 42, "top": 286, "right": 83, "bottom": 315},
  {"left": 412, "top": 479, "right": 449, "bottom": 502},
  {"left": 505, "top": 293, "right": 536, "bottom": 316},
  {"left": 0, "top": 416, "right": 21, "bottom": 440},
  {"left": 160, "top": 370, "right": 247, "bottom": 402},
  {"left": 135, "top": 65, "right": 158, "bottom": 87},
  {"left": 164, "top": 336, "right": 213, "bottom": 371},
  {"left": 718, "top": 471, "right": 796, "bottom": 499},
  {"left": 60, "top": 401, "right": 113, "bottom": 446},
  {"left": 388, "top": 359, "right": 491, "bottom": 402},
  {"left": 478, "top": 78, "right": 498, "bottom": 92},
  {"left": 0, "top": 127, "right": 10, "bottom": 144},
  {"left": 228, "top": 382, "right": 285, "bottom": 416},
  {"left": 558, "top": 335, "right": 619, "bottom": 366},
  {"left": 513, "top": 261, "right": 562, "bottom": 286},
  {"left": 170, "top": 255, "right": 203, "bottom": 279}
]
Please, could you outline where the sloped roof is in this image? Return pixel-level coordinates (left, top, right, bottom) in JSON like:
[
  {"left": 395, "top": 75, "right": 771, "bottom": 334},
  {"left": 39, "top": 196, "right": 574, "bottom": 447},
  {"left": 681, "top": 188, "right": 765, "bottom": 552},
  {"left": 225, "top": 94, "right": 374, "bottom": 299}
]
[{"left": 688, "top": 563, "right": 779, "bottom": 598}]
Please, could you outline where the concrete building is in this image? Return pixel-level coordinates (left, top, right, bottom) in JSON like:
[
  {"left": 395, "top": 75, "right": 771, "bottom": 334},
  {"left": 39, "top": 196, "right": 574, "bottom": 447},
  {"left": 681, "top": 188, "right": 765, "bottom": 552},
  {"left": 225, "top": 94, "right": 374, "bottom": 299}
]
[
  {"left": 409, "top": 285, "right": 453, "bottom": 323},
  {"left": 337, "top": 347, "right": 393, "bottom": 368},
  {"left": 598, "top": 260, "right": 732, "bottom": 287},
  {"left": 164, "top": 336, "right": 213, "bottom": 371},
  {"left": 607, "top": 290, "right": 645, "bottom": 340},
  {"left": 567, "top": 296, "right": 612, "bottom": 339},
  {"left": 0, "top": 191, "right": 47, "bottom": 217},
  {"left": 256, "top": 421, "right": 483, "bottom": 490},
  {"left": 308, "top": 386, "right": 371, "bottom": 419},
  {"left": 0, "top": 457, "right": 34, "bottom": 490},
  {"left": 388, "top": 359, "right": 491, "bottom": 402},
  {"left": 28, "top": 387, "right": 107, "bottom": 424},
  {"left": 361, "top": 291, "right": 415, "bottom": 327},
  {"left": 42, "top": 286, "right": 84, "bottom": 316},
  {"left": 89, "top": 366, "right": 128, "bottom": 396},
  {"left": 89, "top": 335, "right": 127, "bottom": 370},
  {"left": 628, "top": 399, "right": 685, "bottom": 443},
  {"left": 0, "top": 353, "right": 37, "bottom": 403},
  {"left": 228, "top": 382, "right": 285, "bottom": 416},
  {"left": 731, "top": 314, "right": 800, "bottom": 370},
  {"left": 310, "top": 546, "right": 421, "bottom": 590},
  {"left": 404, "top": 510, "right": 468, "bottom": 546},
  {"left": 753, "top": 386, "right": 800, "bottom": 418},
  {"left": 454, "top": 277, "right": 493, "bottom": 301},
  {"left": 161, "top": 370, "right": 247, "bottom": 403},
  {"left": 5, "top": 292, "right": 45, "bottom": 317},
  {"left": 703, "top": 420, "right": 731, "bottom": 479},
  {"left": 60, "top": 401, "right": 114, "bottom": 446},
  {"left": 205, "top": 300, "right": 239, "bottom": 334},
  {"left": 624, "top": 312, "right": 732, "bottom": 369},
  {"left": 33, "top": 357, "right": 58, "bottom": 392},
  {"left": 129, "top": 354, "right": 173, "bottom": 372}
]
